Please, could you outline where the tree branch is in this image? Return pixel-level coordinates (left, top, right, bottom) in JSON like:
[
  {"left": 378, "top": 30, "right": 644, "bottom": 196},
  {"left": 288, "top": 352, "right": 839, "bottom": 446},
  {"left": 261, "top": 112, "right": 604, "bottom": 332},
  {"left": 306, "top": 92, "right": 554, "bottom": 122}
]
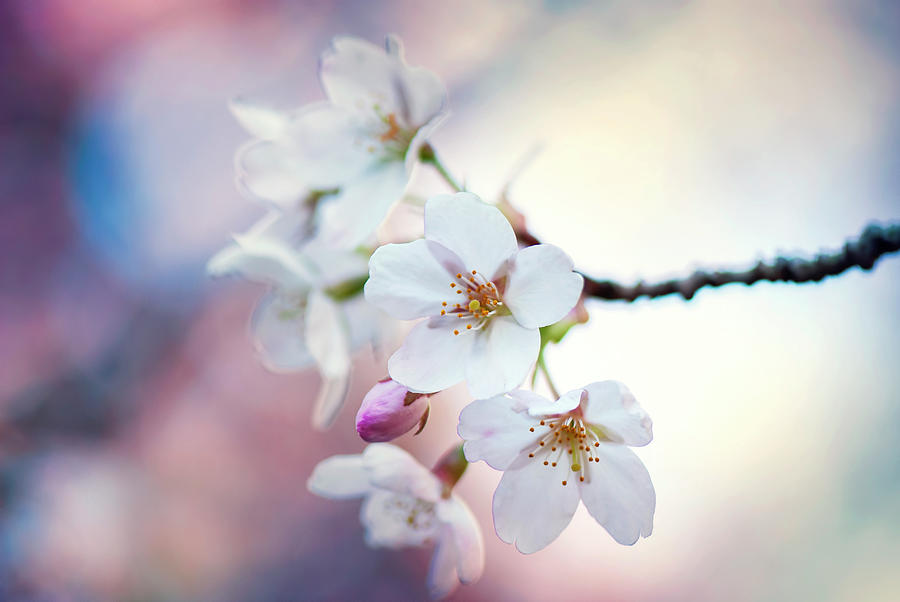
[{"left": 529, "top": 222, "right": 900, "bottom": 302}]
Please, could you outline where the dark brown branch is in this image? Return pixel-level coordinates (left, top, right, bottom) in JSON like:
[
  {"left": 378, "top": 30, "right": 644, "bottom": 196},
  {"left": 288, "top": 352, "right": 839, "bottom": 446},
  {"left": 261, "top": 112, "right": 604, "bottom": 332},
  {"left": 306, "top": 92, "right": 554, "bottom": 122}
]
[{"left": 522, "top": 222, "right": 900, "bottom": 302}]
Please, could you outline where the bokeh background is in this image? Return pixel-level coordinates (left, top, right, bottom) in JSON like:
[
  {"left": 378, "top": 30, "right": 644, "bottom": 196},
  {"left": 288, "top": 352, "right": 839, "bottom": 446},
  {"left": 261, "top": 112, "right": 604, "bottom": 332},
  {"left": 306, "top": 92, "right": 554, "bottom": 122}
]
[{"left": 2, "top": 0, "right": 899, "bottom": 600}]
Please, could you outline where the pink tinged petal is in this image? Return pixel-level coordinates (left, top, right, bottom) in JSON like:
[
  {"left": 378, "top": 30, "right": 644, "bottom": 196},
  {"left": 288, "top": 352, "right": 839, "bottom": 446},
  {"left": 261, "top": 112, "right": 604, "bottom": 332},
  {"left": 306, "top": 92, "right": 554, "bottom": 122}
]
[
  {"left": 581, "top": 381, "right": 653, "bottom": 447},
  {"left": 526, "top": 388, "right": 582, "bottom": 417},
  {"left": 504, "top": 244, "right": 584, "bottom": 329},
  {"left": 492, "top": 451, "right": 581, "bottom": 554},
  {"left": 314, "top": 162, "right": 408, "bottom": 249},
  {"left": 424, "top": 193, "right": 518, "bottom": 280},
  {"left": 305, "top": 292, "right": 352, "bottom": 430},
  {"left": 362, "top": 444, "right": 442, "bottom": 502},
  {"left": 250, "top": 293, "right": 313, "bottom": 372},
  {"left": 356, "top": 379, "right": 429, "bottom": 442},
  {"left": 361, "top": 490, "right": 436, "bottom": 549},
  {"left": 427, "top": 528, "right": 459, "bottom": 599},
  {"left": 439, "top": 497, "right": 485, "bottom": 586},
  {"left": 579, "top": 443, "right": 655, "bottom": 545},
  {"left": 365, "top": 239, "right": 460, "bottom": 320},
  {"left": 387, "top": 317, "right": 474, "bottom": 393},
  {"left": 465, "top": 315, "right": 540, "bottom": 399},
  {"left": 307, "top": 454, "right": 371, "bottom": 499},
  {"left": 458, "top": 396, "right": 541, "bottom": 470}
]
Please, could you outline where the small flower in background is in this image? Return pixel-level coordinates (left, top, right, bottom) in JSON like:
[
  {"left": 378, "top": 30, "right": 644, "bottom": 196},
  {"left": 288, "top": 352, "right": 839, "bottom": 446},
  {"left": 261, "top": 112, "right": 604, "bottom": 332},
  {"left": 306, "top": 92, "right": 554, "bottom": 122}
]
[
  {"left": 356, "top": 378, "right": 431, "bottom": 442},
  {"left": 208, "top": 211, "right": 380, "bottom": 429},
  {"left": 365, "top": 192, "right": 584, "bottom": 399},
  {"left": 231, "top": 35, "right": 447, "bottom": 248},
  {"left": 458, "top": 381, "right": 655, "bottom": 553},
  {"left": 308, "top": 444, "right": 484, "bottom": 599}
]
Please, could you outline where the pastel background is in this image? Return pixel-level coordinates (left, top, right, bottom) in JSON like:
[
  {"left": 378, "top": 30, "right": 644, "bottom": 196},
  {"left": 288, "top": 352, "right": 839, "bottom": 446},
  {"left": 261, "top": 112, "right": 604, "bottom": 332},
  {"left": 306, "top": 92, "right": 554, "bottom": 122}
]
[{"left": 2, "top": 1, "right": 899, "bottom": 600}]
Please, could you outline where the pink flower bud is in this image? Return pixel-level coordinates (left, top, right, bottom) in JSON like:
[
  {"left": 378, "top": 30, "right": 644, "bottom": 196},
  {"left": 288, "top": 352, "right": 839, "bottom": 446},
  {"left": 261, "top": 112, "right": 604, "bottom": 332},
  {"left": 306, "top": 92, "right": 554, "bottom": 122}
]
[{"left": 355, "top": 379, "right": 430, "bottom": 442}]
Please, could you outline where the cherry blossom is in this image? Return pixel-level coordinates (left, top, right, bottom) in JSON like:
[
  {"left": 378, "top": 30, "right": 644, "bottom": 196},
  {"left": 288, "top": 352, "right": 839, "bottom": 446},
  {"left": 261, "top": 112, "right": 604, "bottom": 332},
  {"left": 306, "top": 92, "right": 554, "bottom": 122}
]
[
  {"left": 365, "top": 192, "right": 584, "bottom": 399},
  {"left": 356, "top": 379, "right": 431, "bottom": 442},
  {"left": 231, "top": 35, "right": 446, "bottom": 248},
  {"left": 457, "top": 381, "right": 655, "bottom": 552},
  {"left": 207, "top": 211, "right": 380, "bottom": 429},
  {"left": 308, "top": 444, "right": 484, "bottom": 599}
]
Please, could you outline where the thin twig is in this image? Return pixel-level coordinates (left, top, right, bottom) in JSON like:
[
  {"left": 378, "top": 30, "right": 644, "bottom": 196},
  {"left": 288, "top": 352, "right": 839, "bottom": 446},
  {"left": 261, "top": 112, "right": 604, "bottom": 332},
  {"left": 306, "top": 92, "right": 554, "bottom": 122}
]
[{"left": 569, "top": 223, "right": 900, "bottom": 302}]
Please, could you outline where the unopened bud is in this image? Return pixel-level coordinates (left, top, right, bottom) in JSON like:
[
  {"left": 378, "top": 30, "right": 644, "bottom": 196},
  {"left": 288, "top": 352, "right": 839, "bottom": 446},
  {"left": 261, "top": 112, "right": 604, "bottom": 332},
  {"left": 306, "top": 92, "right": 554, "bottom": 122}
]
[
  {"left": 432, "top": 445, "right": 468, "bottom": 496},
  {"left": 355, "top": 379, "right": 430, "bottom": 442}
]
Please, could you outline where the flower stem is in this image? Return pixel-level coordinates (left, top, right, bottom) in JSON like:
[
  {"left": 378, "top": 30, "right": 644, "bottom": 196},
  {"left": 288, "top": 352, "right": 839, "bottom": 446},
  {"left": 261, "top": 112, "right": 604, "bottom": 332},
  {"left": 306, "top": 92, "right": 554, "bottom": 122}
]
[
  {"left": 419, "top": 142, "right": 462, "bottom": 192},
  {"left": 537, "top": 354, "right": 561, "bottom": 399}
]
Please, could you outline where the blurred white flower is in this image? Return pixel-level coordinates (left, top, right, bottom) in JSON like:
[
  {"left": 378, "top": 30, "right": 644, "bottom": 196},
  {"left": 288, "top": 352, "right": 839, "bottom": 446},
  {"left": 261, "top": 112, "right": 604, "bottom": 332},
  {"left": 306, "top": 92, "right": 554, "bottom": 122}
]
[
  {"left": 231, "top": 35, "right": 447, "bottom": 248},
  {"left": 365, "top": 192, "right": 583, "bottom": 399},
  {"left": 458, "top": 381, "right": 655, "bottom": 552},
  {"left": 207, "top": 210, "right": 382, "bottom": 429},
  {"left": 308, "top": 443, "right": 484, "bottom": 599}
]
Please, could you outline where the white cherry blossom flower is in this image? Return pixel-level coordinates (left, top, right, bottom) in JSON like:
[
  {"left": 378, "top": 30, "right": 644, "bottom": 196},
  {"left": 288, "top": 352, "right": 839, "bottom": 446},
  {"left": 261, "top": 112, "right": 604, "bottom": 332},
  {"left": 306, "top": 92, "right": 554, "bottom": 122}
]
[
  {"left": 231, "top": 35, "right": 447, "bottom": 248},
  {"left": 308, "top": 444, "right": 484, "bottom": 599},
  {"left": 365, "top": 192, "right": 583, "bottom": 399},
  {"left": 458, "top": 381, "right": 655, "bottom": 553},
  {"left": 208, "top": 211, "right": 380, "bottom": 429}
]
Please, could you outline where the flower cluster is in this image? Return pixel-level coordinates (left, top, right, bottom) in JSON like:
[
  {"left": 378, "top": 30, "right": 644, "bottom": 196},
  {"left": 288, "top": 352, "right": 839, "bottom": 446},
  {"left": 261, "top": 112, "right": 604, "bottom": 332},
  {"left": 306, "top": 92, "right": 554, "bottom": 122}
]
[{"left": 211, "top": 35, "right": 656, "bottom": 598}]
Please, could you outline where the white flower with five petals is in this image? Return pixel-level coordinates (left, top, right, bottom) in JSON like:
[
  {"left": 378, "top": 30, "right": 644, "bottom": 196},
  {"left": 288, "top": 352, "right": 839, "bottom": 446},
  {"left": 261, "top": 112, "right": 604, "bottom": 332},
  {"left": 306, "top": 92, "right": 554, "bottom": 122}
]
[
  {"left": 208, "top": 211, "right": 382, "bottom": 429},
  {"left": 308, "top": 444, "right": 484, "bottom": 599},
  {"left": 458, "top": 381, "right": 655, "bottom": 553},
  {"left": 231, "top": 35, "right": 447, "bottom": 248},
  {"left": 365, "top": 192, "right": 583, "bottom": 399}
]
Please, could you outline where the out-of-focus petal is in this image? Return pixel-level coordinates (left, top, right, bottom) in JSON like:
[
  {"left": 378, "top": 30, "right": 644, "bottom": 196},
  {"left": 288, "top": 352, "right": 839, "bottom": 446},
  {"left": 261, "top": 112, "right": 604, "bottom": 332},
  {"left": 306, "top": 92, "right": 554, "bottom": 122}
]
[
  {"left": 425, "top": 193, "right": 518, "bottom": 281},
  {"left": 438, "top": 497, "right": 484, "bottom": 586},
  {"left": 427, "top": 528, "right": 459, "bottom": 599},
  {"left": 314, "top": 162, "right": 408, "bottom": 249},
  {"left": 581, "top": 381, "right": 653, "bottom": 447},
  {"left": 305, "top": 292, "right": 351, "bottom": 429},
  {"left": 388, "top": 317, "right": 474, "bottom": 393},
  {"left": 229, "top": 96, "right": 295, "bottom": 139},
  {"left": 307, "top": 454, "right": 371, "bottom": 499},
  {"left": 579, "top": 443, "right": 655, "bottom": 545},
  {"left": 504, "top": 244, "right": 584, "bottom": 329},
  {"left": 250, "top": 292, "right": 312, "bottom": 372},
  {"left": 366, "top": 239, "right": 459, "bottom": 320},
  {"left": 465, "top": 315, "right": 540, "bottom": 399},
  {"left": 492, "top": 450, "right": 580, "bottom": 554},
  {"left": 361, "top": 490, "right": 437, "bottom": 549}
]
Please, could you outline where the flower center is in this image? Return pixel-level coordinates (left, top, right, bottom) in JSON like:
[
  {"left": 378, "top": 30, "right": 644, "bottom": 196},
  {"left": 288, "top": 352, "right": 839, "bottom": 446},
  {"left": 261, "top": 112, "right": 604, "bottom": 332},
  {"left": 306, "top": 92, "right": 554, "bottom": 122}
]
[
  {"left": 382, "top": 494, "right": 438, "bottom": 534},
  {"left": 524, "top": 415, "right": 606, "bottom": 486},
  {"left": 366, "top": 108, "right": 416, "bottom": 161},
  {"left": 441, "top": 270, "right": 504, "bottom": 336}
]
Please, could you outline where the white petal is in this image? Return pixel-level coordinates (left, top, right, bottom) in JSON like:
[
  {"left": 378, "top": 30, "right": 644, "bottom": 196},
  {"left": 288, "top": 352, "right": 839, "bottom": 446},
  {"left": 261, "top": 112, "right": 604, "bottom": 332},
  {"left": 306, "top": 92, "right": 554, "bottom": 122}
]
[
  {"left": 504, "top": 244, "right": 584, "bottom": 329},
  {"left": 427, "top": 528, "right": 459, "bottom": 599},
  {"left": 320, "top": 36, "right": 445, "bottom": 128},
  {"left": 207, "top": 232, "right": 314, "bottom": 291},
  {"left": 235, "top": 104, "right": 371, "bottom": 206},
  {"left": 404, "top": 112, "right": 448, "bottom": 176},
  {"left": 307, "top": 454, "right": 371, "bottom": 499},
  {"left": 492, "top": 451, "right": 581, "bottom": 554},
  {"left": 438, "top": 496, "right": 484, "bottom": 585},
  {"left": 305, "top": 292, "right": 351, "bottom": 379},
  {"left": 424, "top": 193, "right": 518, "bottom": 281},
  {"left": 458, "top": 396, "right": 541, "bottom": 470},
  {"left": 581, "top": 381, "right": 653, "bottom": 447},
  {"left": 366, "top": 239, "right": 459, "bottom": 320},
  {"left": 314, "top": 162, "right": 408, "bottom": 249},
  {"left": 250, "top": 293, "right": 313, "bottom": 372},
  {"left": 361, "top": 490, "right": 437, "bottom": 549},
  {"left": 362, "top": 443, "right": 442, "bottom": 502},
  {"left": 579, "top": 443, "right": 655, "bottom": 545},
  {"left": 229, "top": 96, "right": 294, "bottom": 139},
  {"left": 388, "top": 317, "right": 474, "bottom": 393},
  {"left": 465, "top": 315, "right": 540, "bottom": 399},
  {"left": 526, "top": 388, "right": 582, "bottom": 417},
  {"left": 311, "top": 374, "right": 351, "bottom": 431}
]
